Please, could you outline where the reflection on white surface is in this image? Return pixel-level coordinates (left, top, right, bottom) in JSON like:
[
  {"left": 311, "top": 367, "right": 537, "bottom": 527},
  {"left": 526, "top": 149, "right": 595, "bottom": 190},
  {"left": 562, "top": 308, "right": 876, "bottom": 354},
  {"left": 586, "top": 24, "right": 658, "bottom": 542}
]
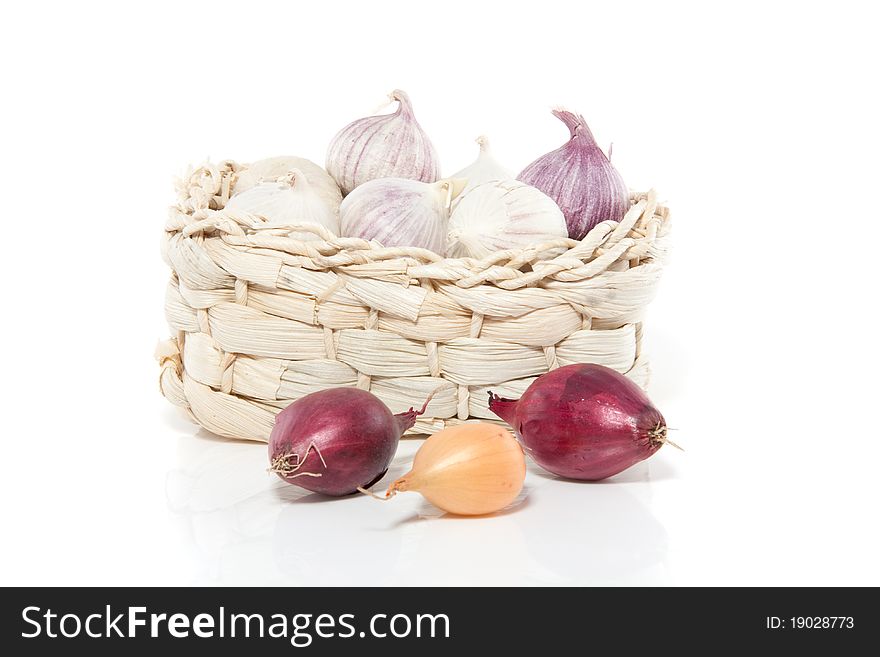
[
  {"left": 167, "top": 431, "right": 673, "bottom": 586},
  {"left": 521, "top": 476, "right": 668, "bottom": 584}
]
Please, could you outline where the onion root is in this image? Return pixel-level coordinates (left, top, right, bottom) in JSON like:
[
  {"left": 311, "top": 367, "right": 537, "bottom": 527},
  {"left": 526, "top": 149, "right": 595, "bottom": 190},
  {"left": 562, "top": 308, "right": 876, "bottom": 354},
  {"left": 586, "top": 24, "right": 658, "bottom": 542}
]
[
  {"left": 268, "top": 441, "right": 328, "bottom": 479},
  {"left": 648, "top": 422, "right": 683, "bottom": 451}
]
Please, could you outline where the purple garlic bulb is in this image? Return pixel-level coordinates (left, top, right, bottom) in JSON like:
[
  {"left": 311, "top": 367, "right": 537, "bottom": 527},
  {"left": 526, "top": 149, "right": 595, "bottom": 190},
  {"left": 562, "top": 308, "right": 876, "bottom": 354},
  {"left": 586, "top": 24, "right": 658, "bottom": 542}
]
[
  {"left": 326, "top": 90, "right": 440, "bottom": 195},
  {"left": 518, "top": 110, "right": 629, "bottom": 240}
]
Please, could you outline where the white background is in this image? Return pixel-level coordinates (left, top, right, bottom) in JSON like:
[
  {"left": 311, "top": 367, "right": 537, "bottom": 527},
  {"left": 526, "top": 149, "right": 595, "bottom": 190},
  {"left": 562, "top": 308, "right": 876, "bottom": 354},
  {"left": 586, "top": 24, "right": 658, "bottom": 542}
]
[{"left": 1, "top": 0, "right": 878, "bottom": 586}]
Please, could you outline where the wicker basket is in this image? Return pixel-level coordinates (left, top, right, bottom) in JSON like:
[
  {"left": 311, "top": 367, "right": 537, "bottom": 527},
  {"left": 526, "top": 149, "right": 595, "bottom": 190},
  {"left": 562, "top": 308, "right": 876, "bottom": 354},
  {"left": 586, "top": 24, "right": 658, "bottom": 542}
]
[{"left": 157, "top": 161, "right": 671, "bottom": 441}]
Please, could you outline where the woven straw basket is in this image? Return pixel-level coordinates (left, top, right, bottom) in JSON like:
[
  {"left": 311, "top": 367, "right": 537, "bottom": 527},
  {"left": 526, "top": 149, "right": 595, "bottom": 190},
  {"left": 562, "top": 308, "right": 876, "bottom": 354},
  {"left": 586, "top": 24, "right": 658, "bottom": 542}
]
[{"left": 157, "top": 161, "right": 671, "bottom": 441}]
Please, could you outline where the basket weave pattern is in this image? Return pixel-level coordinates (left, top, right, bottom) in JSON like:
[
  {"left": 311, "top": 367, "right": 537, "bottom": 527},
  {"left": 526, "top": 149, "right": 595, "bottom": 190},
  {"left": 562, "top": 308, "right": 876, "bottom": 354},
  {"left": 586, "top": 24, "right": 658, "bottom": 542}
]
[{"left": 158, "top": 161, "right": 671, "bottom": 441}]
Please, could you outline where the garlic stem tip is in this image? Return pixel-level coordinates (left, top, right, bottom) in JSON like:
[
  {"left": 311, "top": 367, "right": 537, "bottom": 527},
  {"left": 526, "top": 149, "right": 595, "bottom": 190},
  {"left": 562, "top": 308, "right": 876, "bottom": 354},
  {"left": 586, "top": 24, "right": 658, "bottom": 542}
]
[{"left": 390, "top": 89, "right": 410, "bottom": 108}]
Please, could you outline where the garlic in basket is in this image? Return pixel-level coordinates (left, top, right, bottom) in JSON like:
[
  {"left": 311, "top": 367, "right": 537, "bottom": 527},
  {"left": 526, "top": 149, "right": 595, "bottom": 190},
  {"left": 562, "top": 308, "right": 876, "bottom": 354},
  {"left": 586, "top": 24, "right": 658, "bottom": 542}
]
[
  {"left": 225, "top": 169, "right": 340, "bottom": 240},
  {"left": 451, "top": 136, "right": 512, "bottom": 196},
  {"left": 518, "top": 110, "right": 629, "bottom": 240},
  {"left": 232, "top": 155, "right": 343, "bottom": 215},
  {"left": 446, "top": 179, "right": 568, "bottom": 259},
  {"left": 326, "top": 90, "right": 440, "bottom": 195},
  {"left": 340, "top": 177, "right": 466, "bottom": 254}
]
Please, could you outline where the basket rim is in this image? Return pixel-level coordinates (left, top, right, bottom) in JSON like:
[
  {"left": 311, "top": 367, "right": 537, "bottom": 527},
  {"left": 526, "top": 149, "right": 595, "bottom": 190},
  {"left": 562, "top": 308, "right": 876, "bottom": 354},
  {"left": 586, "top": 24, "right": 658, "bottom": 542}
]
[{"left": 165, "top": 160, "right": 670, "bottom": 291}]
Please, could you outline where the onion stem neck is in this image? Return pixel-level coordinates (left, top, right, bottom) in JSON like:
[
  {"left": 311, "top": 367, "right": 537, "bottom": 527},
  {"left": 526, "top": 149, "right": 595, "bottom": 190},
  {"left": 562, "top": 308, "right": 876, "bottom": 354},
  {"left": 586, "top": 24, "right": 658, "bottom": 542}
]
[
  {"left": 394, "top": 388, "right": 441, "bottom": 433},
  {"left": 357, "top": 475, "right": 411, "bottom": 501},
  {"left": 487, "top": 391, "right": 518, "bottom": 426},
  {"left": 357, "top": 486, "right": 395, "bottom": 501}
]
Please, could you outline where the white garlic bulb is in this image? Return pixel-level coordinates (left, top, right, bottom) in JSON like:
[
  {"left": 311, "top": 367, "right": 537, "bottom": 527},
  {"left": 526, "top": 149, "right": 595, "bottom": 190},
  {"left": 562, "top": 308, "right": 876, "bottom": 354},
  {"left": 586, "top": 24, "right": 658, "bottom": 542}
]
[
  {"left": 326, "top": 90, "right": 440, "bottom": 195},
  {"left": 232, "top": 156, "right": 342, "bottom": 215},
  {"left": 446, "top": 179, "right": 568, "bottom": 259},
  {"left": 451, "top": 136, "right": 513, "bottom": 195},
  {"left": 225, "top": 169, "right": 340, "bottom": 240},
  {"left": 340, "top": 177, "right": 466, "bottom": 253}
]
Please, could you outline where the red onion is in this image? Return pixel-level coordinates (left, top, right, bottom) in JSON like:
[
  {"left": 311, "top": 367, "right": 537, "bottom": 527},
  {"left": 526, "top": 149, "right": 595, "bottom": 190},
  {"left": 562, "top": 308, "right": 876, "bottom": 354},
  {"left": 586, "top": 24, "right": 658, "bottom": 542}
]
[
  {"left": 268, "top": 388, "right": 427, "bottom": 496},
  {"left": 518, "top": 110, "right": 629, "bottom": 240},
  {"left": 488, "top": 363, "right": 671, "bottom": 481}
]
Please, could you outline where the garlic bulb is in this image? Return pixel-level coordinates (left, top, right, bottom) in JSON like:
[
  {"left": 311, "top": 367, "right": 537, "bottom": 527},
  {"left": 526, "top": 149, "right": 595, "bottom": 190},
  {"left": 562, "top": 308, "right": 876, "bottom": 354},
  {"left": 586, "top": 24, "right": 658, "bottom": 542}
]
[
  {"left": 451, "top": 136, "right": 512, "bottom": 195},
  {"left": 340, "top": 177, "right": 465, "bottom": 253},
  {"left": 225, "top": 169, "right": 340, "bottom": 240},
  {"left": 518, "top": 109, "right": 629, "bottom": 240},
  {"left": 380, "top": 423, "right": 526, "bottom": 516},
  {"left": 232, "top": 156, "right": 342, "bottom": 215},
  {"left": 447, "top": 179, "right": 568, "bottom": 259},
  {"left": 326, "top": 90, "right": 440, "bottom": 195}
]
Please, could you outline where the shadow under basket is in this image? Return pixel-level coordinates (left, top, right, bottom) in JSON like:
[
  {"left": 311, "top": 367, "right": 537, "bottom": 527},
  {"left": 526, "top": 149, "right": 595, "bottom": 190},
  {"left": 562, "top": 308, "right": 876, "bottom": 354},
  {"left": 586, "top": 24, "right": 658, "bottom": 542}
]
[{"left": 157, "top": 161, "right": 672, "bottom": 441}]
